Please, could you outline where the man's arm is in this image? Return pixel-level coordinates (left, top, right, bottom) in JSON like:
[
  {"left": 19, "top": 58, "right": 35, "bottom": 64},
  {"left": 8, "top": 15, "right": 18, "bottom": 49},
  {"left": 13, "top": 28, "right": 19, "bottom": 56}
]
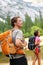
[{"left": 15, "top": 39, "right": 27, "bottom": 48}]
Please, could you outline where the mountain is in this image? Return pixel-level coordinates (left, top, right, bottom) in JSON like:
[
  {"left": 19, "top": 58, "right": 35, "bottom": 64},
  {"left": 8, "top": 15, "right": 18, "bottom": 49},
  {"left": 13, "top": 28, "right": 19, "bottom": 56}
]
[{"left": 0, "top": 0, "right": 43, "bottom": 21}]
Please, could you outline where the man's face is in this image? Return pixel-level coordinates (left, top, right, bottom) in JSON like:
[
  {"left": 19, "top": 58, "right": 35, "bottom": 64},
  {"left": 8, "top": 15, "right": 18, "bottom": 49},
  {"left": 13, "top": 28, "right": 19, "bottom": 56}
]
[{"left": 16, "top": 18, "right": 23, "bottom": 28}]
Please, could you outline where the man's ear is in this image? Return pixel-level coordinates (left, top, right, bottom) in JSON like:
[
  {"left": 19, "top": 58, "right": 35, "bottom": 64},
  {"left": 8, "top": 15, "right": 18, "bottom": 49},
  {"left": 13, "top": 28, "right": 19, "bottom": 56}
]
[{"left": 14, "top": 22, "right": 16, "bottom": 26}]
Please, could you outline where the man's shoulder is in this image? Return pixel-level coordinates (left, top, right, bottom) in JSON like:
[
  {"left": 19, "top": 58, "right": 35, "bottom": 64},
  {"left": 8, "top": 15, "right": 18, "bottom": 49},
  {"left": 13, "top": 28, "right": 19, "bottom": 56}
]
[{"left": 13, "top": 29, "right": 23, "bottom": 34}]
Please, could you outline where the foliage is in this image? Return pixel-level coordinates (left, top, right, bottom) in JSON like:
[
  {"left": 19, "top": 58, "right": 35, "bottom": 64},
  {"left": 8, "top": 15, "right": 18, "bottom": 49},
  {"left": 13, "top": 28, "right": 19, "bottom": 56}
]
[
  {"left": 22, "top": 13, "right": 33, "bottom": 33},
  {"left": 0, "top": 11, "right": 43, "bottom": 37},
  {"left": 30, "top": 26, "right": 43, "bottom": 36}
]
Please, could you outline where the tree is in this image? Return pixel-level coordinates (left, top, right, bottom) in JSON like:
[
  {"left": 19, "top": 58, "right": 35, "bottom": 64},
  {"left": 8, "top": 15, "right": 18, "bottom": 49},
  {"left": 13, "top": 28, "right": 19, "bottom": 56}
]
[
  {"left": 0, "top": 21, "right": 5, "bottom": 33},
  {"left": 30, "top": 26, "right": 43, "bottom": 36},
  {"left": 5, "top": 14, "right": 12, "bottom": 31},
  {"left": 39, "top": 10, "right": 43, "bottom": 29},
  {"left": 22, "top": 13, "right": 33, "bottom": 33},
  {"left": 34, "top": 17, "right": 40, "bottom": 27}
]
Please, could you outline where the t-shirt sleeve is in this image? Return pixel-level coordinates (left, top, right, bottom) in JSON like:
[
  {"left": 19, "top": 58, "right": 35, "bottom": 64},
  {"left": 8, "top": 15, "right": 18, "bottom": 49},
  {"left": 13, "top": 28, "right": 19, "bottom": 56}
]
[
  {"left": 35, "top": 37, "right": 40, "bottom": 43},
  {"left": 16, "top": 31, "right": 23, "bottom": 40}
]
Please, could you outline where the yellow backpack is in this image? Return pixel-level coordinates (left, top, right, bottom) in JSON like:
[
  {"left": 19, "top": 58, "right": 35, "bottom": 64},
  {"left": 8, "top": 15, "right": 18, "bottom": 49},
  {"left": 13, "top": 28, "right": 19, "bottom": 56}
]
[
  {"left": 1, "top": 30, "right": 17, "bottom": 55},
  {"left": 1, "top": 30, "right": 25, "bottom": 56}
]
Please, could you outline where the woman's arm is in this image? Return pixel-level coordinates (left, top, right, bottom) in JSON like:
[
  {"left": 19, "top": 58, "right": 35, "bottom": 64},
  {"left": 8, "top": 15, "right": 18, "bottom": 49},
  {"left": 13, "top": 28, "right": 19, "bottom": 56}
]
[
  {"left": 35, "top": 40, "right": 40, "bottom": 45},
  {"left": 35, "top": 37, "right": 40, "bottom": 45}
]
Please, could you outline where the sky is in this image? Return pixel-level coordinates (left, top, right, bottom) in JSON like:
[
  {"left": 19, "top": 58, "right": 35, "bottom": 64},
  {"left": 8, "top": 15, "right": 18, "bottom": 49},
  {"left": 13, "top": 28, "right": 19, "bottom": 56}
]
[{"left": 23, "top": 0, "right": 43, "bottom": 3}]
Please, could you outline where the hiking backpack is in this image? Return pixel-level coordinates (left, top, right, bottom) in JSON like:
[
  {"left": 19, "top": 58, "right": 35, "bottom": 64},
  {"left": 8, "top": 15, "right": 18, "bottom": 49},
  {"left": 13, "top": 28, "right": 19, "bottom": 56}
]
[
  {"left": 1, "top": 30, "right": 24, "bottom": 56},
  {"left": 28, "top": 36, "right": 36, "bottom": 50}
]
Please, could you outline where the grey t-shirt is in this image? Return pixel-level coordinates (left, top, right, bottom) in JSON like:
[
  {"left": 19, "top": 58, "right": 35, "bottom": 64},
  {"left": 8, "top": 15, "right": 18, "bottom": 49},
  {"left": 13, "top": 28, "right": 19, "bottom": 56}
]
[
  {"left": 12, "top": 29, "right": 24, "bottom": 43},
  {"left": 11, "top": 29, "right": 24, "bottom": 59}
]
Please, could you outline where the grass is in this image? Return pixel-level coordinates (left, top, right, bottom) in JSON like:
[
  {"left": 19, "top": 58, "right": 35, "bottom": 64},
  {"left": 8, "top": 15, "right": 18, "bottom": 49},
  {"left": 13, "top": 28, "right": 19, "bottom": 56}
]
[
  {"left": 0, "top": 46, "right": 43, "bottom": 63},
  {"left": 0, "top": 53, "right": 9, "bottom": 63},
  {"left": 25, "top": 46, "right": 43, "bottom": 59}
]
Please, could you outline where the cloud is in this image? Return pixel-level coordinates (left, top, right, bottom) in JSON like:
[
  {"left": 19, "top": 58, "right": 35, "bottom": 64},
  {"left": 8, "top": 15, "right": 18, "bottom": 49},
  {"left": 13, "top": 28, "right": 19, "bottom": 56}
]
[
  {"left": 23, "top": 0, "right": 32, "bottom": 2},
  {"left": 23, "top": 0, "right": 43, "bottom": 3},
  {"left": 0, "top": 18, "right": 5, "bottom": 23}
]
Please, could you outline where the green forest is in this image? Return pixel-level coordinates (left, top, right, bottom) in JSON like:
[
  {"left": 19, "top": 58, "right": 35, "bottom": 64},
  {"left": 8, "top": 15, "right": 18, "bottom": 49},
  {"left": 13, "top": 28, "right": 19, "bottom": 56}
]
[{"left": 0, "top": 11, "right": 43, "bottom": 38}]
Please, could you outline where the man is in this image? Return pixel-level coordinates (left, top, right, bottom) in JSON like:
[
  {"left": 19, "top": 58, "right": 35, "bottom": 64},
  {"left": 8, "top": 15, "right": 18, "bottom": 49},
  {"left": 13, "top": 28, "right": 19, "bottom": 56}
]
[{"left": 10, "top": 16, "right": 28, "bottom": 65}]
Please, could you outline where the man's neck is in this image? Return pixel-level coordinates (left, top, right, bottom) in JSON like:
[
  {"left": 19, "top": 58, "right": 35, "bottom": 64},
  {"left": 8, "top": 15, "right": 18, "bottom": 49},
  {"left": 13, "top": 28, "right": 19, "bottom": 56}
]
[{"left": 14, "top": 26, "right": 21, "bottom": 29}]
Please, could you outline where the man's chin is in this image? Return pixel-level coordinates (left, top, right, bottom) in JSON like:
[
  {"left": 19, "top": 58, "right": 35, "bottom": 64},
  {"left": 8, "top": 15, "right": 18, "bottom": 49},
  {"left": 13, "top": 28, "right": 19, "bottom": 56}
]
[{"left": 19, "top": 26, "right": 22, "bottom": 28}]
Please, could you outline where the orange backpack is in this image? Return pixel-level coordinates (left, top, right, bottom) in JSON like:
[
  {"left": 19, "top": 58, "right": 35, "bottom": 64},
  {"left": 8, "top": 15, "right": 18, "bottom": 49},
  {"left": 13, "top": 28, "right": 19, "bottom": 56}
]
[{"left": 1, "top": 30, "right": 25, "bottom": 56}]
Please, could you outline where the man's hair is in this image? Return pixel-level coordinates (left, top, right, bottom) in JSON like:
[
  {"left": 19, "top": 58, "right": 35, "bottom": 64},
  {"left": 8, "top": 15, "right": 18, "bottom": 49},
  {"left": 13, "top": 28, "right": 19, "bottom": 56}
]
[
  {"left": 34, "top": 30, "right": 39, "bottom": 36},
  {"left": 11, "top": 16, "right": 20, "bottom": 27}
]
